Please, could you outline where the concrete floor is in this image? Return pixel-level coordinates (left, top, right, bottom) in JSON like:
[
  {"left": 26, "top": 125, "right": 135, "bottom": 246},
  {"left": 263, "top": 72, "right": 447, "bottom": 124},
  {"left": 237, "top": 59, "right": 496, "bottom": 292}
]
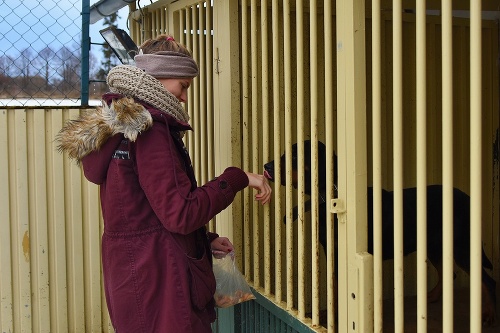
[
  {"left": 317, "top": 288, "right": 498, "bottom": 332},
  {"left": 382, "top": 289, "right": 499, "bottom": 333}
]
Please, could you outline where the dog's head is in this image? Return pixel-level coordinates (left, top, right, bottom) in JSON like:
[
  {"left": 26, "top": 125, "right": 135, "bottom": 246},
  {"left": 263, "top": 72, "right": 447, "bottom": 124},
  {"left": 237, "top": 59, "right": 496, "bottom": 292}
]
[{"left": 264, "top": 140, "right": 334, "bottom": 195}]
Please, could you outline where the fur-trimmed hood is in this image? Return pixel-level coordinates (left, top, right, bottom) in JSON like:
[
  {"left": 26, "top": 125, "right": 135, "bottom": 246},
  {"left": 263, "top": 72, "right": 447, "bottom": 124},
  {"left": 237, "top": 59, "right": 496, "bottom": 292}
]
[
  {"left": 56, "top": 94, "right": 192, "bottom": 184},
  {"left": 56, "top": 95, "right": 153, "bottom": 162}
]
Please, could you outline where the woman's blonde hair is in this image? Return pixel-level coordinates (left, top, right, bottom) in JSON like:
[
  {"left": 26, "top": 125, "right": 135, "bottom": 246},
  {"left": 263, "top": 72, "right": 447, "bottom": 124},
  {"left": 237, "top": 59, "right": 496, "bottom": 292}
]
[{"left": 138, "top": 34, "right": 192, "bottom": 57}]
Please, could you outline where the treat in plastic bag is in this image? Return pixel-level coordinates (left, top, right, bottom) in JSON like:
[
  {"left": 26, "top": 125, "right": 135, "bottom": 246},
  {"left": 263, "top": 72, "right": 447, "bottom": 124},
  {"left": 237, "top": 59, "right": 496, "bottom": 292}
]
[{"left": 213, "top": 251, "right": 255, "bottom": 308}]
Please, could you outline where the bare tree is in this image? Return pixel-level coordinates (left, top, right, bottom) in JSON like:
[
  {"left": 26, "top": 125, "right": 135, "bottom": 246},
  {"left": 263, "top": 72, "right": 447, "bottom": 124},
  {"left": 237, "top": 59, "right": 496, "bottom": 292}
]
[
  {"left": 89, "top": 50, "right": 100, "bottom": 77},
  {"left": 18, "top": 48, "right": 34, "bottom": 90},
  {"left": 0, "top": 55, "right": 16, "bottom": 77},
  {"left": 56, "top": 45, "right": 81, "bottom": 95},
  {"left": 0, "top": 55, "right": 17, "bottom": 96},
  {"left": 39, "top": 46, "right": 56, "bottom": 91}
]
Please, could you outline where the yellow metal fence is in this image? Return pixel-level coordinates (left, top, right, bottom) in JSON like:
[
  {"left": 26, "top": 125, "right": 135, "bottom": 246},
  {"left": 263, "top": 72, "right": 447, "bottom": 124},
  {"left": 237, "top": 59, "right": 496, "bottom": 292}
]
[
  {"left": 0, "top": 107, "right": 113, "bottom": 333},
  {"left": 235, "top": 0, "right": 500, "bottom": 332},
  {"left": 369, "top": 5, "right": 500, "bottom": 332}
]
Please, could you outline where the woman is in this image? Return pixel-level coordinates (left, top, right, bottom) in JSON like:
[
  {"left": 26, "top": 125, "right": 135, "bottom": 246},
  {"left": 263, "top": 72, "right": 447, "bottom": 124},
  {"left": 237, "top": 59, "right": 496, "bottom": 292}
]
[{"left": 57, "top": 34, "right": 271, "bottom": 332}]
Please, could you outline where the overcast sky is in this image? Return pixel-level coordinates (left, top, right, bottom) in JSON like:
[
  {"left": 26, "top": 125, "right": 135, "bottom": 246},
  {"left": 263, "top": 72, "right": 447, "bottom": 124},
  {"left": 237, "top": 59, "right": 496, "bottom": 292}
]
[{"left": 0, "top": 0, "right": 130, "bottom": 57}]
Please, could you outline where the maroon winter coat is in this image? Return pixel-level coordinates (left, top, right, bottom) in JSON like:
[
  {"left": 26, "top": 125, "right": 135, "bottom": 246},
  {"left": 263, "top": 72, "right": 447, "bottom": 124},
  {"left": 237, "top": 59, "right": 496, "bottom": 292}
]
[{"left": 81, "top": 95, "right": 249, "bottom": 332}]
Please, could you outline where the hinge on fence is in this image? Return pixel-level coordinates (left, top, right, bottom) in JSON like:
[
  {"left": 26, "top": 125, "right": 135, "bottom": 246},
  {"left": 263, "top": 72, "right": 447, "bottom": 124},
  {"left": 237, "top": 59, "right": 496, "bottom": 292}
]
[
  {"left": 214, "top": 48, "right": 221, "bottom": 75},
  {"left": 331, "top": 198, "right": 346, "bottom": 222}
]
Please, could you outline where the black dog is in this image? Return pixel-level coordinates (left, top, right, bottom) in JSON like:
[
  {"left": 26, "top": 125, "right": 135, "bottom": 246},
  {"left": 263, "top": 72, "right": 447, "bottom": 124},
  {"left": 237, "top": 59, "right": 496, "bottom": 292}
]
[{"left": 264, "top": 140, "right": 497, "bottom": 326}]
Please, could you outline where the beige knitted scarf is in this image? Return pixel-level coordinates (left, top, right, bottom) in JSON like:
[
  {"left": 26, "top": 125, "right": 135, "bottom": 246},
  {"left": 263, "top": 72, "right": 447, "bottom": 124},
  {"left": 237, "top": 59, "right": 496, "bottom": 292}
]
[{"left": 106, "top": 65, "right": 190, "bottom": 124}]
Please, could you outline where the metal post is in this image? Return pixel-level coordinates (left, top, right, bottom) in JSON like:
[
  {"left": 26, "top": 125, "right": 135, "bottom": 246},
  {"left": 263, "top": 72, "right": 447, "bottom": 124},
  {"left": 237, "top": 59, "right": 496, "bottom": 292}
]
[{"left": 81, "top": 0, "right": 90, "bottom": 106}]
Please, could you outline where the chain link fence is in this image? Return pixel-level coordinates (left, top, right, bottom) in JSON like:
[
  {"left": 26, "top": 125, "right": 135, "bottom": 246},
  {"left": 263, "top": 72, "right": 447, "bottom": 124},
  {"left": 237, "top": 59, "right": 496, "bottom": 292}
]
[{"left": 0, "top": 0, "right": 119, "bottom": 107}]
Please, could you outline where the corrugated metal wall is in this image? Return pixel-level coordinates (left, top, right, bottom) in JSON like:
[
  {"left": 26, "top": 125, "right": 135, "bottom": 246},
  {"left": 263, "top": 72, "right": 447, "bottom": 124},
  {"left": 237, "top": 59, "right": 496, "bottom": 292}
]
[{"left": 0, "top": 107, "right": 113, "bottom": 333}]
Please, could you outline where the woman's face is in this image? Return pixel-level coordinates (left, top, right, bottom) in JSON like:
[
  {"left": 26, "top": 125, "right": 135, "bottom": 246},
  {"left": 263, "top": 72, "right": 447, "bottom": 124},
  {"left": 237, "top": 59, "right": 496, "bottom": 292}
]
[{"left": 159, "top": 78, "right": 192, "bottom": 102}]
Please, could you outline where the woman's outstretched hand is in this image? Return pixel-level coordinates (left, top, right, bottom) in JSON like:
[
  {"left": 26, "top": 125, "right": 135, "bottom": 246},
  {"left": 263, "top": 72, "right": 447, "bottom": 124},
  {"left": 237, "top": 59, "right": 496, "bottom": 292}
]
[{"left": 245, "top": 172, "right": 272, "bottom": 205}]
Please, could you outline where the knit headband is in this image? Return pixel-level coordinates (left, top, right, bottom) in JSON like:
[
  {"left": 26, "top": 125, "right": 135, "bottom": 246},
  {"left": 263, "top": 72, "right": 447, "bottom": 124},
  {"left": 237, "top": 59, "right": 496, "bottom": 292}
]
[{"left": 134, "top": 51, "right": 199, "bottom": 79}]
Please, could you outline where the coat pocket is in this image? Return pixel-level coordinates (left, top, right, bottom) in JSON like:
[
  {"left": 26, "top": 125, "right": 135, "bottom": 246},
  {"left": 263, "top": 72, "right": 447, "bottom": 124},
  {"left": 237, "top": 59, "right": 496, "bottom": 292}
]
[{"left": 186, "top": 252, "right": 216, "bottom": 310}]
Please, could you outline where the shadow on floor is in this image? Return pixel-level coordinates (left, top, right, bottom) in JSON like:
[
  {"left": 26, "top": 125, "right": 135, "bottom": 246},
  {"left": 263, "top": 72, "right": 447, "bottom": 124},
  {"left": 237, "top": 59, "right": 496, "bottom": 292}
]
[{"left": 382, "top": 289, "right": 498, "bottom": 333}]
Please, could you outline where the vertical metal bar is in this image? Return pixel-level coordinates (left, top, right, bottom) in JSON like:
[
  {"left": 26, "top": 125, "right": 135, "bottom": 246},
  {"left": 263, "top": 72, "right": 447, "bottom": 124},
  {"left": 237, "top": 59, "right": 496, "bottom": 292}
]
[
  {"left": 193, "top": 4, "right": 199, "bottom": 179},
  {"left": 198, "top": 2, "right": 207, "bottom": 186},
  {"left": 241, "top": 0, "right": 252, "bottom": 278},
  {"left": 200, "top": 1, "right": 212, "bottom": 233},
  {"left": 309, "top": 0, "right": 320, "bottom": 326},
  {"left": 152, "top": 9, "right": 157, "bottom": 35},
  {"left": 184, "top": 9, "right": 195, "bottom": 158},
  {"left": 211, "top": 0, "right": 243, "bottom": 268},
  {"left": 441, "top": 1, "right": 454, "bottom": 332},
  {"left": 296, "top": 0, "right": 306, "bottom": 320},
  {"left": 336, "top": 0, "right": 368, "bottom": 330},
  {"left": 151, "top": 9, "right": 155, "bottom": 35},
  {"left": 161, "top": 5, "right": 166, "bottom": 34},
  {"left": 416, "top": 1, "right": 428, "bottom": 332},
  {"left": 324, "top": 0, "right": 335, "bottom": 330},
  {"left": 470, "top": 1, "right": 482, "bottom": 330},
  {"left": 0, "top": 106, "right": 13, "bottom": 333},
  {"left": 206, "top": 1, "right": 214, "bottom": 190},
  {"left": 178, "top": 9, "right": 189, "bottom": 146},
  {"left": 357, "top": 253, "right": 374, "bottom": 332},
  {"left": 250, "top": 0, "right": 261, "bottom": 288},
  {"left": 14, "top": 111, "right": 31, "bottom": 332},
  {"left": 271, "top": 0, "right": 283, "bottom": 303},
  {"left": 50, "top": 110, "right": 69, "bottom": 332},
  {"left": 180, "top": 9, "right": 187, "bottom": 135},
  {"left": 392, "top": 0, "right": 404, "bottom": 331},
  {"left": 191, "top": 6, "right": 201, "bottom": 183},
  {"left": 81, "top": 0, "right": 90, "bottom": 106},
  {"left": 323, "top": 0, "right": 336, "bottom": 331},
  {"left": 261, "top": 0, "right": 272, "bottom": 295},
  {"left": 283, "top": 0, "right": 294, "bottom": 311},
  {"left": 143, "top": 9, "right": 152, "bottom": 41},
  {"left": 68, "top": 109, "right": 85, "bottom": 332},
  {"left": 336, "top": 0, "right": 348, "bottom": 327},
  {"left": 158, "top": 8, "right": 161, "bottom": 34},
  {"left": 142, "top": 9, "right": 149, "bottom": 41},
  {"left": 371, "top": 1, "right": 383, "bottom": 331},
  {"left": 32, "top": 111, "right": 50, "bottom": 333}
]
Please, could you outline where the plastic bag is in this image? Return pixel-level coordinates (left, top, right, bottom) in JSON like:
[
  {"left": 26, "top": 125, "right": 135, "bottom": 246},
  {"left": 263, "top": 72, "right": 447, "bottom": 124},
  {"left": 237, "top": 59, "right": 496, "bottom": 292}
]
[{"left": 212, "top": 251, "right": 255, "bottom": 308}]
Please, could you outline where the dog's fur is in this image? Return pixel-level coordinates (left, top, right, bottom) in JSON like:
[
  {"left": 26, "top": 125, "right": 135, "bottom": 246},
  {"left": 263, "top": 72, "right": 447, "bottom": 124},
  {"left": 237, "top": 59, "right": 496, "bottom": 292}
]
[{"left": 264, "top": 140, "right": 497, "bottom": 326}]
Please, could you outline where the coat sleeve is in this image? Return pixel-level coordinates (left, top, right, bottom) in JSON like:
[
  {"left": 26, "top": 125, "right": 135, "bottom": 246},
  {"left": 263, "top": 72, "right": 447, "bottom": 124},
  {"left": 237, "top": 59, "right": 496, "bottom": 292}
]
[
  {"left": 134, "top": 122, "right": 249, "bottom": 235},
  {"left": 207, "top": 232, "right": 220, "bottom": 244}
]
